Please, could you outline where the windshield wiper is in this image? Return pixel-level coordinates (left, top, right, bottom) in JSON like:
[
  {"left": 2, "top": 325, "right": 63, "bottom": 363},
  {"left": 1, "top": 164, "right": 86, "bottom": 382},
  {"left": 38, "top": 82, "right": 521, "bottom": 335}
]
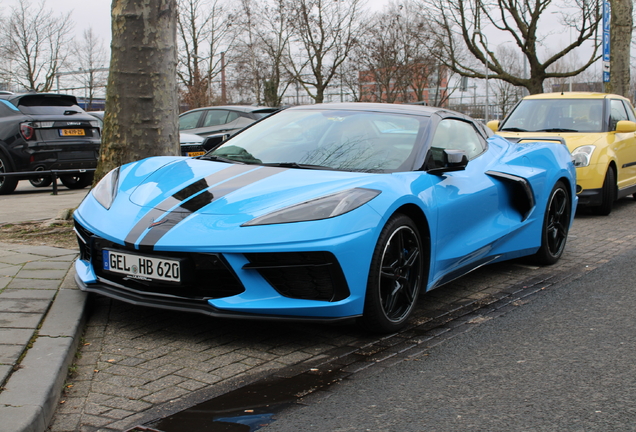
[
  {"left": 197, "top": 154, "right": 244, "bottom": 164},
  {"left": 500, "top": 127, "right": 528, "bottom": 132},
  {"left": 261, "top": 162, "right": 330, "bottom": 170},
  {"left": 536, "top": 128, "right": 578, "bottom": 133}
]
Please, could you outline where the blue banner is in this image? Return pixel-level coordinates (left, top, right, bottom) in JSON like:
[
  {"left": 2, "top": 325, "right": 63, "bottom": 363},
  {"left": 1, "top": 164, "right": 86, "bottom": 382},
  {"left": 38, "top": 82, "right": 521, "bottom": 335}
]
[{"left": 602, "top": 0, "right": 610, "bottom": 82}]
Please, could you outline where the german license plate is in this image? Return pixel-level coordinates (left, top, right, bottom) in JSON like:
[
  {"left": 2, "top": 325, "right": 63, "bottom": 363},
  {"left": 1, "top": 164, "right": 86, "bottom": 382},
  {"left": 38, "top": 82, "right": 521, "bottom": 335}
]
[
  {"left": 60, "top": 129, "right": 86, "bottom": 136},
  {"left": 102, "top": 249, "right": 181, "bottom": 283},
  {"left": 188, "top": 151, "right": 205, "bottom": 157}
]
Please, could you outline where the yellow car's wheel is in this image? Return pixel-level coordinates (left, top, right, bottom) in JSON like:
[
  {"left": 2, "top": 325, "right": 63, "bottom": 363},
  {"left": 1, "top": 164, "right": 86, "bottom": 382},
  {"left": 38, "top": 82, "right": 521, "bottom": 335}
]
[{"left": 592, "top": 167, "right": 616, "bottom": 216}]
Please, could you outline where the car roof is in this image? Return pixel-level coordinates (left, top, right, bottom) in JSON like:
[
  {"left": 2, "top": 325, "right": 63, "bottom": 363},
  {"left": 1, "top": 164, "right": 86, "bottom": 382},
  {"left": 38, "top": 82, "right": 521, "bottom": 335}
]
[
  {"left": 288, "top": 102, "right": 472, "bottom": 120},
  {"left": 522, "top": 92, "right": 630, "bottom": 101}
]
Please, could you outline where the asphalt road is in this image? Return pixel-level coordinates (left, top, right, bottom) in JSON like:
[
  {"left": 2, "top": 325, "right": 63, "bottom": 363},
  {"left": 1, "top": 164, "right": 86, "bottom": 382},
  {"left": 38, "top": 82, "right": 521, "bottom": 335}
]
[{"left": 266, "top": 246, "right": 636, "bottom": 432}]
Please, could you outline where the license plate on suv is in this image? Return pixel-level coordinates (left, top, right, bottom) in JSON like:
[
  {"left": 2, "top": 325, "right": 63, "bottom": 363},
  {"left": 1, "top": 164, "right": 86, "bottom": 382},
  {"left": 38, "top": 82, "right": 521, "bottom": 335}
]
[
  {"left": 60, "top": 129, "right": 86, "bottom": 136},
  {"left": 102, "top": 249, "right": 182, "bottom": 283}
]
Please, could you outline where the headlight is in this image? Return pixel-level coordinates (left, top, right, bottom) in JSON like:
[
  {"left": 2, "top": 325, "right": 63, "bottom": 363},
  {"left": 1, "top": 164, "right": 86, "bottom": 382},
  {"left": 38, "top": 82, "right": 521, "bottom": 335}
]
[
  {"left": 92, "top": 167, "right": 120, "bottom": 209},
  {"left": 571, "top": 145, "right": 595, "bottom": 167},
  {"left": 243, "top": 188, "right": 381, "bottom": 226}
]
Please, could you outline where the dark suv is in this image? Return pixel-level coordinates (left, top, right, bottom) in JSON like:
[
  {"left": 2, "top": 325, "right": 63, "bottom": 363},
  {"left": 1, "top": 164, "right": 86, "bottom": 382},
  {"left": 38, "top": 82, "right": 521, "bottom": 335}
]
[{"left": 0, "top": 93, "right": 101, "bottom": 194}]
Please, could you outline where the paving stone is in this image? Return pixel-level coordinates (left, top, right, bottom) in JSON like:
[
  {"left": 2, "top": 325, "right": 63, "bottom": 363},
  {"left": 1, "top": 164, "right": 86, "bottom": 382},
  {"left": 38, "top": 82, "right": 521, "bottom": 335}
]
[
  {"left": 22, "top": 261, "right": 73, "bottom": 270},
  {"left": 0, "top": 298, "right": 50, "bottom": 313},
  {"left": 15, "top": 268, "right": 68, "bottom": 279},
  {"left": 0, "top": 343, "right": 23, "bottom": 364},
  {"left": 0, "top": 254, "right": 35, "bottom": 265},
  {"left": 0, "top": 312, "right": 42, "bottom": 329},
  {"left": 49, "top": 413, "right": 82, "bottom": 432},
  {"left": 0, "top": 327, "right": 33, "bottom": 344},
  {"left": 0, "top": 288, "right": 57, "bottom": 299},
  {"left": 7, "top": 278, "right": 61, "bottom": 289}
]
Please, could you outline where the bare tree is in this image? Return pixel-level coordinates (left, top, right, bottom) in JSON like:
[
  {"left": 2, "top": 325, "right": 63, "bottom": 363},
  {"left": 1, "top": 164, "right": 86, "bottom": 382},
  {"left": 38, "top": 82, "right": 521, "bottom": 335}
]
[
  {"left": 177, "top": 0, "right": 234, "bottom": 109},
  {"left": 285, "top": 0, "right": 365, "bottom": 103},
  {"left": 0, "top": 0, "right": 72, "bottom": 92},
  {"left": 490, "top": 44, "right": 525, "bottom": 118},
  {"left": 71, "top": 28, "right": 109, "bottom": 110},
  {"left": 606, "top": 0, "right": 633, "bottom": 97},
  {"left": 423, "top": 0, "right": 602, "bottom": 94},
  {"left": 95, "top": 0, "right": 179, "bottom": 183}
]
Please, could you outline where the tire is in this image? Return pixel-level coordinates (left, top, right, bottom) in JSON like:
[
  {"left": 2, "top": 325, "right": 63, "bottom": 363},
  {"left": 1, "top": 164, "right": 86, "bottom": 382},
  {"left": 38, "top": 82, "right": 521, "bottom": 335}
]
[
  {"left": 533, "top": 181, "right": 571, "bottom": 265},
  {"left": 29, "top": 167, "right": 52, "bottom": 188},
  {"left": 592, "top": 167, "right": 616, "bottom": 216},
  {"left": 60, "top": 172, "right": 94, "bottom": 190},
  {"left": 0, "top": 152, "right": 18, "bottom": 195},
  {"left": 359, "top": 214, "right": 424, "bottom": 333}
]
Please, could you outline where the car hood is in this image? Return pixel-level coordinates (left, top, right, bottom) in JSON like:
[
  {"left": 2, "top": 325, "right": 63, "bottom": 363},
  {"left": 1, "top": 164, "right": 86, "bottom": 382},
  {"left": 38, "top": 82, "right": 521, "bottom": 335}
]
[
  {"left": 126, "top": 157, "right": 380, "bottom": 217},
  {"left": 496, "top": 131, "right": 604, "bottom": 151}
]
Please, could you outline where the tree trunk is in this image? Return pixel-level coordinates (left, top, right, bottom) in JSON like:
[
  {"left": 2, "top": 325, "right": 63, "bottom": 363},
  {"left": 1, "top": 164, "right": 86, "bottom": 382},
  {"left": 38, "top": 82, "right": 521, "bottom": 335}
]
[
  {"left": 95, "top": 0, "right": 179, "bottom": 184},
  {"left": 607, "top": 0, "right": 633, "bottom": 98}
]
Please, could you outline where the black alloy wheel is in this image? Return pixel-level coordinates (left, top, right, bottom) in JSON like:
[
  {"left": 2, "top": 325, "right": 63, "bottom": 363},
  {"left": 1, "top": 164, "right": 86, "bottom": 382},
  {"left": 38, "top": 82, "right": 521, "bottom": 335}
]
[
  {"left": 0, "top": 153, "right": 18, "bottom": 195},
  {"left": 534, "top": 181, "right": 571, "bottom": 265},
  {"left": 29, "top": 167, "right": 53, "bottom": 188},
  {"left": 60, "top": 172, "right": 94, "bottom": 190},
  {"left": 360, "top": 214, "right": 424, "bottom": 333}
]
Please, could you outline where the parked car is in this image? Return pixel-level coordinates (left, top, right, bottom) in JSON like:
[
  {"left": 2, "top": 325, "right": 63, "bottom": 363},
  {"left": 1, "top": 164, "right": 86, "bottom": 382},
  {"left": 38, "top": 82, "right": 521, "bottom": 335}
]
[
  {"left": 73, "top": 103, "right": 576, "bottom": 333},
  {"left": 179, "top": 105, "right": 278, "bottom": 137},
  {"left": 0, "top": 93, "right": 101, "bottom": 194},
  {"left": 89, "top": 111, "right": 206, "bottom": 157},
  {"left": 489, "top": 92, "right": 636, "bottom": 215}
]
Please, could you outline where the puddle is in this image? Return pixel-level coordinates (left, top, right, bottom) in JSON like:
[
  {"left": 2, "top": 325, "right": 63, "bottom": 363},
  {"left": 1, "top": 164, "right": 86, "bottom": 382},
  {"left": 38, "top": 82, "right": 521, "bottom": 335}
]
[{"left": 143, "top": 369, "right": 343, "bottom": 432}]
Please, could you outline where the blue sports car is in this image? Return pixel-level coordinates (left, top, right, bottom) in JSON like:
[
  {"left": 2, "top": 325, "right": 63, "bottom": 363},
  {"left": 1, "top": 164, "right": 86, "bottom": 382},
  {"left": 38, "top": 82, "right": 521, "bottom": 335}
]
[{"left": 73, "top": 103, "right": 577, "bottom": 333}]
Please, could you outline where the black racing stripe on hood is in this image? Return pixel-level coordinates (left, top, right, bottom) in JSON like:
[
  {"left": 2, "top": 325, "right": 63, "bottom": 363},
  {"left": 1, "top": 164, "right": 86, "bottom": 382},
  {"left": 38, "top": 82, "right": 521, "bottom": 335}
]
[
  {"left": 137, "top": 166, "right": 287, "bottom": 249},
  {"left": 124, "top": 164, "right": 256, "bottom": 247}
]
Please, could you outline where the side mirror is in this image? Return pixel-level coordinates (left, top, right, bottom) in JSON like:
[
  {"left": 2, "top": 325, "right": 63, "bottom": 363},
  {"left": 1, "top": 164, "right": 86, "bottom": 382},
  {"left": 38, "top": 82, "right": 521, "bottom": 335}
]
[
  {"left": 487, "top": 120, "right": 500, "bottom": 132},
  {"left": 615, "top": 120, "right": 636, "bottom": 133},
  {"left": 427, "top": 149, "right": 469, "bottom": 175},
  {"left": 202, "top": 133, "right": 230, "bottom": 151}
]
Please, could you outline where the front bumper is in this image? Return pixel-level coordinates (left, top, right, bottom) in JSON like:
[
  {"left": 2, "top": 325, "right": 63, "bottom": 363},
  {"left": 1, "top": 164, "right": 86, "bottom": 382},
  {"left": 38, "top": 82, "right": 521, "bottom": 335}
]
[{"left": 73, "top": 219, "right": 373, "bottom": 320}]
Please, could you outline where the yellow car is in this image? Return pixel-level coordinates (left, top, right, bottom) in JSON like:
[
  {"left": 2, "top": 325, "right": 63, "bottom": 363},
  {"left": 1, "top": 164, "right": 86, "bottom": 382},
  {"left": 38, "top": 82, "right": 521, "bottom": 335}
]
[{"left": 489, "top": 92, "right": 636, "bottom": 215}]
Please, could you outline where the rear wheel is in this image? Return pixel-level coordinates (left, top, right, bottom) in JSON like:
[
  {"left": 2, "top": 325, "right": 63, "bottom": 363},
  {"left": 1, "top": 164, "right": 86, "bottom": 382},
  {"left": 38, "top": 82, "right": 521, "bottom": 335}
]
[
  {"left": 534, "top": 181, "right": 571, "bottom": 265},
  {"left": 60, "top": 172, "right": 93, "bottom": 190},
  {"left": 592, "top": 167, "right": 616, "bottom": 216},
  {"left": 29, "top": 167, "right": 52, "bottom": 188},
  {"left": 0, "top": 153, "right": 18, "bottom": 195},
  {"left": 359, "top": 214, "right": 424, "bottom": 333}
]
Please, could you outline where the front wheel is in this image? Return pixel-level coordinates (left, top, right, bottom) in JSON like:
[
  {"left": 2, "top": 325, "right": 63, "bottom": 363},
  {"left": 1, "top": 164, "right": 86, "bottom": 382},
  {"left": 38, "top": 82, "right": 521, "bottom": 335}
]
[
  {"left": 359, "top": 214, "right": 425, "bottom": 333},
  {"left": 60, "top": 172, "right": 94, "bottom": 190},
  {"left": 533, "top": 181, "right": 571, "bottom": 265},
  {"left": 592, "top": 167, "right": 616, "bottom": 216}
]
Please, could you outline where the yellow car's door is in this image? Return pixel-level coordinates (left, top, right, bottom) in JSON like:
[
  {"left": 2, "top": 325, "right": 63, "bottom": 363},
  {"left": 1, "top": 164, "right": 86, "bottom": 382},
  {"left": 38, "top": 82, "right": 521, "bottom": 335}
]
[{"left": 609, "top": 99, "right": 636, "bottom": 191}]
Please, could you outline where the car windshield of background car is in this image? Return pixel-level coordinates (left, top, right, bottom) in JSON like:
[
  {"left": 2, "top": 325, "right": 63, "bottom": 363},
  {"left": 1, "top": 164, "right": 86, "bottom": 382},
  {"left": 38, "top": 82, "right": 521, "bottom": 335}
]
[
  {"left": 209, "top": 109, "right": 428, "bottom": 172},
  {"left": 501, "top": 99, "right": 604, "bottom": 133}
]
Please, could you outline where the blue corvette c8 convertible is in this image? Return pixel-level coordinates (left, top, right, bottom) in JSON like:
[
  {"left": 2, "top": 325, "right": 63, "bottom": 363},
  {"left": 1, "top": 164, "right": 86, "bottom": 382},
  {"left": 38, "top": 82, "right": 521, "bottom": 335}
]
[{"left": 73, "top": 103, "right": 577, "bottom": 333}]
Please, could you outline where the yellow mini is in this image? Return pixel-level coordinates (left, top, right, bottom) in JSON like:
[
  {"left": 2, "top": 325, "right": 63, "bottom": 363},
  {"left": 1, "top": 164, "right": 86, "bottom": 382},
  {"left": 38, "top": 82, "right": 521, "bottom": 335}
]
[{"left": 489, "top": 92, "right": 636, "bottom": 215}]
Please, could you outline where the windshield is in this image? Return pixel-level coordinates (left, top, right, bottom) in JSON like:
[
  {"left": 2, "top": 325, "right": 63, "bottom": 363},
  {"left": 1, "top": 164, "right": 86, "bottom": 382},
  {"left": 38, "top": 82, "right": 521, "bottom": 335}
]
[
  {"left": 501, "top": 98, "right": 604, "bottom": 133},
  {"left": 208, "top": 109, "right": 428, "bottom": 172}
]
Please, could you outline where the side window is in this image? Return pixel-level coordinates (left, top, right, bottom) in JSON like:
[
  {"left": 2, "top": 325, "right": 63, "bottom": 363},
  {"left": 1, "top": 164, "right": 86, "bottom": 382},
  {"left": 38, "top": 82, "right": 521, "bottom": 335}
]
[
  {"left": 226, "top": 111, "right": 240, "bottom": 122},
  {"left": 430, "top": 119, "right": 485, "bottom": 162},
  {"left": 610, "top": 99, "right": 629, "bottom": 131},
  {"left": 621, "top": 100, "right": 636, "bottom": 123},
  {"left": 179, "top": 111, "right": 204, "bottom": 130},
  {"left": 202, "top": 110, "right": 230, "bottom": 127}
]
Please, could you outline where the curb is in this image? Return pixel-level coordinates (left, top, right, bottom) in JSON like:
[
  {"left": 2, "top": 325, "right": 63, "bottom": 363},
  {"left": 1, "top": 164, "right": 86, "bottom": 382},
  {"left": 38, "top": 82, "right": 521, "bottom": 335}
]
[{"left": 0, "top": 266, "right": 87, "bottom": 432}]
